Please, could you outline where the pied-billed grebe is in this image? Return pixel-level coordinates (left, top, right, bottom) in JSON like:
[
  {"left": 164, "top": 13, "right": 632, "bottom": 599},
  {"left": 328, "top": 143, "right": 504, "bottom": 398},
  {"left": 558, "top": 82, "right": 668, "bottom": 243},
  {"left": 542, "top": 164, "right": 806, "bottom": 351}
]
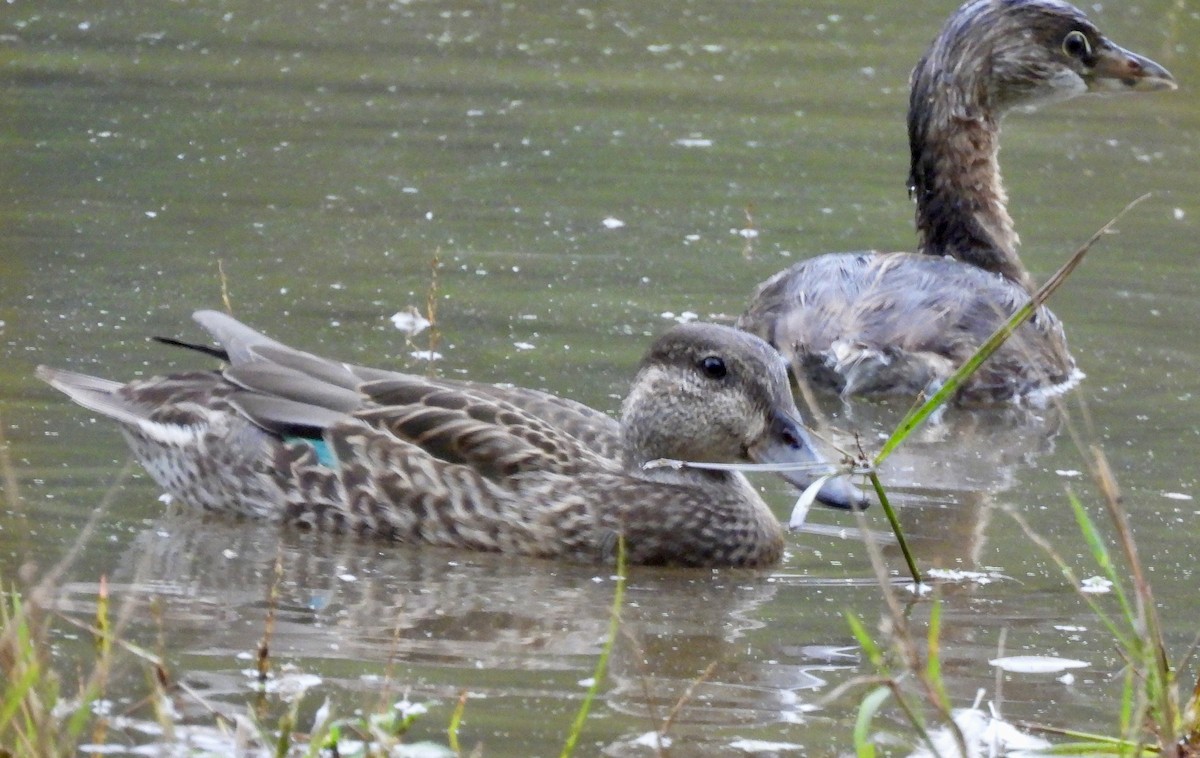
[
  {"left": 738, "top": 0, "right": 1175, "bottom": 405},
  {"left": 37, "top": 311, "right": 864, "bottom": 568}
]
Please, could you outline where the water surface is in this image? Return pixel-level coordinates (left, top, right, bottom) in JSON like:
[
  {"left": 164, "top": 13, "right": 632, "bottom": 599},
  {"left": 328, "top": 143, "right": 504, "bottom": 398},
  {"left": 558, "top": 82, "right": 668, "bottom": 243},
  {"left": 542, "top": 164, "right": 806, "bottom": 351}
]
[{"left": 2, "top": 0, "right": 1198, "bottom": 754}]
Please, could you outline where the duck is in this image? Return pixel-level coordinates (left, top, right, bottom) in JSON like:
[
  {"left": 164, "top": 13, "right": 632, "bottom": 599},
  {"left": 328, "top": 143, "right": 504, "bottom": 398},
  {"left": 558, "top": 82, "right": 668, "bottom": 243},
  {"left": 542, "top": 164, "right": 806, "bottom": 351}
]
[
  {"left": 37, "top": 311, "right": 865, "bottom": 568},
  {"left": 737, "top": 0, "right": 1175, "bottom": 405}
]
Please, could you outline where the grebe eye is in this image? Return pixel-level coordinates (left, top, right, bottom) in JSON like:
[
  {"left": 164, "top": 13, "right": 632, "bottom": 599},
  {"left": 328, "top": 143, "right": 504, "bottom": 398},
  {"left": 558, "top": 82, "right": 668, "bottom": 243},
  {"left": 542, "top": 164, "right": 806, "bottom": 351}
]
[
  {"left": 698, "top": 356, "right": 727, "bottom": 379},
  {"left": 1062, "top": 30, "right": 1091, "bottom": 59}
]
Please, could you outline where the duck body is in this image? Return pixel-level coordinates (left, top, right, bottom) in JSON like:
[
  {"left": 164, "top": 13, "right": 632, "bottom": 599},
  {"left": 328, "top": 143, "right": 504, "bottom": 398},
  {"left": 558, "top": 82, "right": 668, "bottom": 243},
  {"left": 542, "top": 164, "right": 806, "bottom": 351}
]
[
  {"left": 38, "top": 311, "right": 863, "bottom": 568},
  {"left": 739, "top": 0, "right": 1174, "bottom": 405}
]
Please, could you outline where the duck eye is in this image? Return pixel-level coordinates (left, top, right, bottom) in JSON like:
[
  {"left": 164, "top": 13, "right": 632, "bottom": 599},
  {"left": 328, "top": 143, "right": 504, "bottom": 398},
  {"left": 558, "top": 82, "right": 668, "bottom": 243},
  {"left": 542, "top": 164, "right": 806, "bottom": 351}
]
[
  {"left": 698, "top": 356, "right": 727, "bottom": 379},
  {"left": 1062, "top": 30, "right": 1091, "bottom": 59}
]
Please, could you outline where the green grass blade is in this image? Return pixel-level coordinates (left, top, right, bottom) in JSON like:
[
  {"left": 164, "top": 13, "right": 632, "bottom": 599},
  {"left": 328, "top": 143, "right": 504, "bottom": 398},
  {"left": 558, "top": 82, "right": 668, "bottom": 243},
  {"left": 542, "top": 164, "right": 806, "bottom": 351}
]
[
  {"left": 873, "top": 292, "right": 1041, "bottom": 465},
  {"left": 1017, "top": 722, "right": 1157, "bottom": 754},
  {"left": 0, "top": 592, "right": 41, "bottom": 741},
  {"left": 925, "top": 599, "right": 951, "bottom": 711},
  {"left": 1005, "top": 503, "right": 1134, "bottom": 651},
  {"left": 1119, "top": 663, "right": 1138, "bottom": 743},
  {"left": 1034, "top": 741, "right": 1153, "bottom": 756},
  {"left": 560, "top": 535, "right": 626, "bottom": 758},
  {"left": 854, "top": 685, "right": 891, "bottom": 758},
  {"left": 1066, "top": 492, "right": 1137, "bottom": 628},
  {"left": 0, "top": 665, "right": 40, "bottom": 739},
  {"left": 63, "top": 680, "right": 98, "bottom": 743},
  {"left": 873, "top": 297, "right": 1036, "bottom": 465},
  {"left": 845, "top": 611, "right": 885, "bottom": 670},
  {"left": 448, "top": 691, "right": 467, "bottom": 754},
  {"left": 874, "top": 196, "right": 1148, "bottom": 467}
]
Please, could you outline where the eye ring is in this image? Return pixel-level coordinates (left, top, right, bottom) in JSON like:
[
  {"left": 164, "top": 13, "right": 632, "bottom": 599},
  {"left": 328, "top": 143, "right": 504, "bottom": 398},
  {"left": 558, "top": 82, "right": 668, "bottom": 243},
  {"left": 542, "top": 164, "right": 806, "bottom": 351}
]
[
  {"left": 698, "top": 356, "right": 727, "bottom": 380},
  {"left": 1062, "top": 30, "right": 1091, "bottom": 59}
]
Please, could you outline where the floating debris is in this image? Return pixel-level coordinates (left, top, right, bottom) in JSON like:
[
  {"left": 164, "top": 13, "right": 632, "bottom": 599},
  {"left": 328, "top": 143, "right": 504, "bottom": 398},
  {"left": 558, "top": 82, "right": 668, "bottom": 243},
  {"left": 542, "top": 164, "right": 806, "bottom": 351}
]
[
  {"left": 925, "top": 568, "right": 1004, "bottom": 585},
  {"left": 262, "top": 671, "right": 323, "bottom": 697},
  {"left": 1081, "top": 576, "right": 1114, "bottom": 594},
  {"left": 910, "top": 700, "right": 1051, "bottom": 757},
  {"left": 730, "top": 738, "right": 805, "bottom": 752},
  {"left": 391, "top": 307, "right": 431, "bottom": 336},
  {"left": 659, "top": 311, "right": 698, "bottom": 323},
  {"left": 989, "top": 655, "right": 1088, "bottom": 674}
]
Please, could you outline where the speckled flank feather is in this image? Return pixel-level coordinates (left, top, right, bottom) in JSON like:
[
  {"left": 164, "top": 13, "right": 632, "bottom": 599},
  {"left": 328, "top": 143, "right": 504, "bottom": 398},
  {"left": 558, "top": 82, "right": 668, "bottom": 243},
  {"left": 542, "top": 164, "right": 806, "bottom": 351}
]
[
  {"left": 739, "top": 0, "right": 1172, "bottom": 405},
  {"left": 37, "top": 312, "right": 865, "bottom": 567}
]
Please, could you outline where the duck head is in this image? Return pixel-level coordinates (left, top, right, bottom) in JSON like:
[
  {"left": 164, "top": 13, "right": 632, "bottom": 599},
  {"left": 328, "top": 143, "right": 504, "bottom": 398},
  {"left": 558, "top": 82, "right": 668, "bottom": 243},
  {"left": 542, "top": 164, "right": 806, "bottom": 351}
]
[{"left": 622, "top": 323, "right": 866, "bottom": 510}]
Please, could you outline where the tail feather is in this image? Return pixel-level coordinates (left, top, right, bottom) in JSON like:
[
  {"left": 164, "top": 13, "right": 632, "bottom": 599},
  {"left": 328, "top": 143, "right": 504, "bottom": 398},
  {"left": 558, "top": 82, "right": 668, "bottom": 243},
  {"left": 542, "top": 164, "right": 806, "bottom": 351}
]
[{"left": 35, "top": 366, "right": 152, "bottom": 428}]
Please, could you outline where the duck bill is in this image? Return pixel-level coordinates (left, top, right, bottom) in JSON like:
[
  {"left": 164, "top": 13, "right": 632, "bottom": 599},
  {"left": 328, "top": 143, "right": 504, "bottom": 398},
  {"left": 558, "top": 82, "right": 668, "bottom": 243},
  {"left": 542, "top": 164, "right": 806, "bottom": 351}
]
[
  {"left": 1088, "top": 41, "right": 1176, "bottom": 93},
  {"left": 748, "top": 411, "right": 867, "bottom": 511}
]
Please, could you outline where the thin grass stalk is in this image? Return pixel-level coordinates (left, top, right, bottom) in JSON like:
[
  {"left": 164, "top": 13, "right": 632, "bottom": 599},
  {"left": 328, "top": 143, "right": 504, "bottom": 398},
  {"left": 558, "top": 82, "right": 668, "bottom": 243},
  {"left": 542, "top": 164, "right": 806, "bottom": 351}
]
[
  {"left": 1065, "top": 491, "right": 1137, "bottom": 629},
  {"left": 258, "top": 549, "right": 285, "bottom": 688},
  {"left": 217, "top": 258, "right": 234, "bottom": 315},
  {"left": 1183, "top": 673, "right": 1200, "bottom": 750},
  {"left": 617, "top": 628, "right": 667, "bottom": 756},
  {"left": 1027, "top": 741, "right": 1155, "bottom": 757},
  {"left": 851, "top": 510, "right": 916, "bottom": 671},
  {"left": 448, "top": 689, "right": 468, "bottom": 754},
  {"left": 1004, "top": 504, "right": 1133, "bottom": 651},
  {"left": 1008, "top": 461, "right": 1189, "bottom": 754},
  {"left": 868, "top": 472, "right": 920, "bottom": 585},
  {"left": 559, "top": 534, "right": 626, "bottom": 758},
  {"left": 1014, "top": 719, "right": 1158, "bottom": 755},
  {"left": 925, "top": 600, "right": 951, "bottom": 713},
  {"left": 886, "top": 679, "right": 945, "bottom": 758},
  {"left": 372, "top": 610, "right": 413, "bottom": 732},
  {"left": 845, "top": 612, "right": 885, "bottom": 669},
  {"left": 0, "top": 410, "right": 22, "bottom": 512},
  {"left": 0, "top": 593, "right": 41, "bottom": 746},
  {"left": 1090, "top": 447, "right": 1180, "bottom": 741},
  {"left": 424, "top": 249, "right": 442, "bottom": 378},
  {"left": 2, "top": 467, "right": 135, "bottom": 756},
  {"left": 850, "top": 509, "right": 965, "bottom": 757},
  {"left": 658, "top": 661, "right": 718, "bottom": 741},
  {"left": 1068, "top": 462, "right": 1178, "bottom": 752},
  {"left": 1121, "top": 663, "right": 1139, "bottom": 747},
  {"left": 33, "top": 459, "right": 135, "bottom": 600},
  {"left": 75, "top": 578, "right": 115, "bottom": 747},
  {"left": 274, "top": 696, "right": 300, "bottom": 758},
  {"left": 846, "top": 613, "right": 946, "bottom": 758},
  {"left": 94, "top": 576, "right": 111, "bottom": 659},
  {"left": 1177, "top": 628, "right": 1200, "bottom": 670},
  {"left": 874, "top": 195, "right": 1149, "bottom": 466}
]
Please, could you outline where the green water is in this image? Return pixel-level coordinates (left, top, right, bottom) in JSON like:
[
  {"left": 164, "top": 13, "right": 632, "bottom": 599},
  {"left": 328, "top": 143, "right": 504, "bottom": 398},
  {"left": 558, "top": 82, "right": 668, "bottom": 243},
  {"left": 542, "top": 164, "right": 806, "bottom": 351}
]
[{"left": 2, "top": 0, "right": 1198, "bottom": 754}]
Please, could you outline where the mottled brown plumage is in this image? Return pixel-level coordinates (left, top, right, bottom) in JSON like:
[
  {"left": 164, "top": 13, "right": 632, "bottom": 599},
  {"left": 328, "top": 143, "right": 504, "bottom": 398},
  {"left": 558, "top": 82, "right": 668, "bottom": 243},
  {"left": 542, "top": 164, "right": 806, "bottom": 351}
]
[
  {"left": 739, "top": 0, "right": 1174, "bottom": 405},
  {"left": 37, "top": 311, "right": 865, "bottom": 568}
]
